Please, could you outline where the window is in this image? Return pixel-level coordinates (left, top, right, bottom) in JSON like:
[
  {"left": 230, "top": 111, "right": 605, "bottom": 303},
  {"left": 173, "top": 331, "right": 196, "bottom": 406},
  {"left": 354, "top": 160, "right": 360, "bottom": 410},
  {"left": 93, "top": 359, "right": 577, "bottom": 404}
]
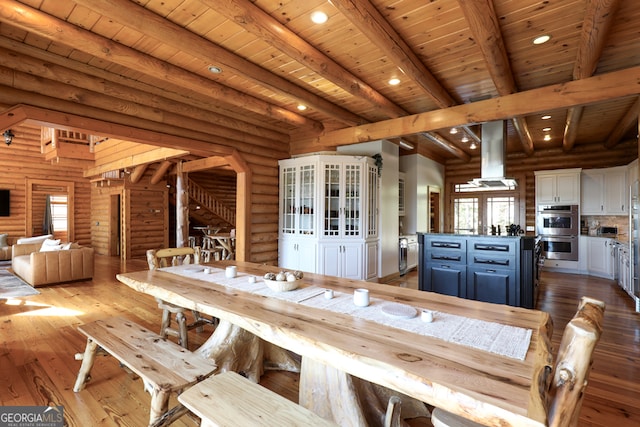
[
  {"left": 50, "top": 195, "right": 68, "bottom": 232},
  {"left": 452, "top": 185, "right": 519, "bottom": 235}
]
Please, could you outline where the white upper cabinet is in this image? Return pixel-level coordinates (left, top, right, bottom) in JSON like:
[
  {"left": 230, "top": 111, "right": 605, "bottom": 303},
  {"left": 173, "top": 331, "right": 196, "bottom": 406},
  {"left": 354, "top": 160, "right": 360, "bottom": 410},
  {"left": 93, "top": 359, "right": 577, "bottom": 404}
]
[
  {"left": 581, "top": 170, "right": 605, "bottom": 214},
  {"left": 604, "top": 167, "right": 628, "bottom": 215},
  {"left": 535, "top": 169, "right": 581, "bottom": 205},
  {"left": 581, "top": 166, "right": 627, "bottom": 215}
]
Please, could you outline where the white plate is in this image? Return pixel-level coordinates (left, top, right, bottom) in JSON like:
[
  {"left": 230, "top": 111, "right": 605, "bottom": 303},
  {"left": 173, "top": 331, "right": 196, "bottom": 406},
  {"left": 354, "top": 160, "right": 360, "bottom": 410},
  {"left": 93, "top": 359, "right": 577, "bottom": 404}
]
[{"left": 381, "top": 303, "right": 418, "bottom": 319}]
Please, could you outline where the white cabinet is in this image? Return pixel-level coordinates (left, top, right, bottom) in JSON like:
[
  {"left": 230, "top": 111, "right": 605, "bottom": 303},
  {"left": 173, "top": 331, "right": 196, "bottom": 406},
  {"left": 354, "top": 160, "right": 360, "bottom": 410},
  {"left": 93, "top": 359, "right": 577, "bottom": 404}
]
[
  {"left": 319, "top": 242, "right": 363, "bottom": 280},
  {"left": 581, "top": 166, "right": 627, "bottom": 215},
  {"left": 406, "top": 235, "right": 418, "bottom": 271},
  {"left": 535, "top": 169, "right": 581, "bottom": 205},
  {"left": 585, "top": 237, "right": 614, "bottom": 279},
  {"left": 604, "top": 167, "right": 627, "bottom": 215},
  {"left": 279, "top": 155, "right": 379, "bottom": 280},
  {"left": 279, "top": 236, "right": 316, "bottom": 273},
  {"left": 581, "top": 170, "right": 604, "bottom": 214}
]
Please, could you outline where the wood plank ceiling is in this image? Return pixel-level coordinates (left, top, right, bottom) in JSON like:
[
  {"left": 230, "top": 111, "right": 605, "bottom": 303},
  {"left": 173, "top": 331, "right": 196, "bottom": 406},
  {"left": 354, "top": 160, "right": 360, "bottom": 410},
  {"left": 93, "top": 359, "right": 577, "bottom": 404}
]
[{"left": 0, "top": 0, "right": 638, "bottom": 168}]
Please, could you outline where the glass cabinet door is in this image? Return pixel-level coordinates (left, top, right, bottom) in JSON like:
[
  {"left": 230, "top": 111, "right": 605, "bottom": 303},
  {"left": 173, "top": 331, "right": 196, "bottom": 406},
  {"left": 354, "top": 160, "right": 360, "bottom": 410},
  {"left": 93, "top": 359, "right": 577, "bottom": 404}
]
[
  {"left": 344, "top": 164, "right": 361, "bottom": 237},
  {"left": 366, "top": 164, "right": 378, "bottom": 238},
  {"left": 323, "top": 164, "right": 341, "bottom": 237},
  {"left": 281, "top": 166, "right": 296, "bottom": 235},
  {"left": 322, "top": 162, "right": 364, "bottom": 238},
  {"left": 298, "top": 164, "right": 315, "bottom": 235},
  {"left": 281, "top": 163, "right": 315, "bottom": 235}
]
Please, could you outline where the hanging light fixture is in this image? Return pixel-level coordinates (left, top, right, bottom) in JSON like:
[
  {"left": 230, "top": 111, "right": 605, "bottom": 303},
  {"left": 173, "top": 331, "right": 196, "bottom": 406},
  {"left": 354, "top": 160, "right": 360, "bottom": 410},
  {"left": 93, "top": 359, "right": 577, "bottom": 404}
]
[{"left": 3, "top": 129, "right": 14, "bottom": 145}]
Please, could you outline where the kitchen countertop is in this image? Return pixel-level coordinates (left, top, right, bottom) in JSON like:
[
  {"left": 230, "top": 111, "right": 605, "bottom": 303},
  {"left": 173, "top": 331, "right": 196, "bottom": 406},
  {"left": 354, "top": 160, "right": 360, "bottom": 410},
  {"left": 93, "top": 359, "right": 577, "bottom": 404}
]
[{"left": 417, "top": 232, "right": 534, "bottom": 239}]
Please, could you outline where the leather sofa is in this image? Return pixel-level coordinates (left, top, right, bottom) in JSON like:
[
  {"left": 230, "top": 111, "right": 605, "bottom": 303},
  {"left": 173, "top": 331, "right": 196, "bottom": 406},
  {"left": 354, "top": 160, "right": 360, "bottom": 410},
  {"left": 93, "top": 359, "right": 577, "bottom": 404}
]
[{"left": 11, "top": 242, "right": 94, "bottom": 287}]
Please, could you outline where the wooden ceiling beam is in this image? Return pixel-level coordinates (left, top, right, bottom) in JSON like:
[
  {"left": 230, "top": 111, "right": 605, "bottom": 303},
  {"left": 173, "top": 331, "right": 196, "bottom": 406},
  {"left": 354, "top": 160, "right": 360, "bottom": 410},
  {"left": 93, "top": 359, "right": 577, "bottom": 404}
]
[
  {"left": 457, "top": 0, "right": 533, "bottom": 155},
  {"left": 150, "top": 161, "right": 174, "bottom": 185},
  {"left": 84, "top": 147, "right": 190, "bottom": 178},
  {"left": 331, "top": 0, "right": 455, "bottom": 109},
  {"left": 182, "top": 157, "right": 230, "bottom": 173},
  {"left": 204, "top": 0, "right": 470, "bottom": 157},
  {"left": 129, "top": 164, "right": 149, "bottom": 184},
  {"left": 202, "top": 0, "right": 407, "bottom": 119},
  {"left": 71, "top": 0, "right": 364, "bottom": 128},
  {"left": 291, "top": 65, "right": 640, "bottom": 152},
  {"left": 605, "top": 96, "right": 640, "bottom": 149},
  {"left": 563, "top": 0, "right": 620, "bottom": 151},
  {"left": 0, "top": 0, "right": 320, "bottom": 131}
]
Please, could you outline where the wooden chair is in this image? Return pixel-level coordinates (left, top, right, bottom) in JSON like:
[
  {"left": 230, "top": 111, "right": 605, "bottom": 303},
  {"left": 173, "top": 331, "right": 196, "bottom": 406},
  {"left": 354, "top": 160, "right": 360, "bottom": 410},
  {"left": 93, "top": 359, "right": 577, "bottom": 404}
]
[
  {"left": 431, "top": 296, "right": 605, "bottom": 427},
  {"left": 146, "top": 247, "right": 216, "bottom": 349}
]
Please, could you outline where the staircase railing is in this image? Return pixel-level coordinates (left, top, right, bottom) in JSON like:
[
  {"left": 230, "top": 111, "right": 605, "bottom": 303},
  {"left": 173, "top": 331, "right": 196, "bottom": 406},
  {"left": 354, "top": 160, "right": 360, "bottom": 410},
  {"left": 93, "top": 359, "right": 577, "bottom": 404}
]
[{"left": 188, "top": 178, "right": 236, "bottom": 226}]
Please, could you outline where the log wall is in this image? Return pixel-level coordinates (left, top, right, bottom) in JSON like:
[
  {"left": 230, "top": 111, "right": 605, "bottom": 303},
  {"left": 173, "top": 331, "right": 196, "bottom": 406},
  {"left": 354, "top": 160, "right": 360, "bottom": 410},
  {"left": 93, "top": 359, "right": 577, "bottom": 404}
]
[
  {"left": 444, "top": 140, "right": 638, "bottom": 232},
  {"left": 0, "top": 124, "right": 91, "bottom": 245}
]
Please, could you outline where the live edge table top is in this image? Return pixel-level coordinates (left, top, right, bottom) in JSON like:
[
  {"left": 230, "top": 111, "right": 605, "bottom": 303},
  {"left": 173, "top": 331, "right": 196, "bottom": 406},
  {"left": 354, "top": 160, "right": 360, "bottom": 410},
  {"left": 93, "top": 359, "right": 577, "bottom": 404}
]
[{"left": 117, "top": 260, "right": 553, "bottom": 427}]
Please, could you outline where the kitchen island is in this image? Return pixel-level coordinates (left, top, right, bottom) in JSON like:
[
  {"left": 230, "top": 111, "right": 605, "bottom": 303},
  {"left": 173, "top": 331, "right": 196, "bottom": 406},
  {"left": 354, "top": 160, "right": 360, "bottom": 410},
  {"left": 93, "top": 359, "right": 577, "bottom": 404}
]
[{"left": 418, "top": 233, "right": 538, "bottom": 308}]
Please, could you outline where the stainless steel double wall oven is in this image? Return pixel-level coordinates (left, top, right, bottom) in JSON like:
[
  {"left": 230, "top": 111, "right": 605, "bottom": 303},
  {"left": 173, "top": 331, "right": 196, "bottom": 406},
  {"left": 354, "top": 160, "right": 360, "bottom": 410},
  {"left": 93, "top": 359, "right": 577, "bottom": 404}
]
[{"left": 537, "top": 204, "right": 579, "bottom": 261}]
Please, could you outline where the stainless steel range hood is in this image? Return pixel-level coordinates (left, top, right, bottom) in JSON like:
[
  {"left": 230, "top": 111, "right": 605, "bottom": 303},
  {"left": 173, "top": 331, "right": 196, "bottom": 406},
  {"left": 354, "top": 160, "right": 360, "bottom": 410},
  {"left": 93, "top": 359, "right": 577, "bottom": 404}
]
[{"left": 468, "top": 120, "right": 517, "bottom": 188}]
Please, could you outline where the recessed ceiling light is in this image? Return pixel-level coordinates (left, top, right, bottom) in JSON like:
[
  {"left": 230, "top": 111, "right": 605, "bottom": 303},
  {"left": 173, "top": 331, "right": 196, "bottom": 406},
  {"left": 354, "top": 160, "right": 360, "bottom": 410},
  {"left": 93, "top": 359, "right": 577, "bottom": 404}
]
[
  {"left": 544, "top": 134, "right": 552, "bottom": 141},
  {"left": 297, "top": 104, "right": 307, "bottom": 111},
  {"left": 470, "top": 142, "right": 477, "bottom": 150},
  {"left": 450, "top": 128, "right": 458, "bottom": 134},
  {"left": 461, "top": 136, "right": 469, "bottom": 143},
  {"left": 542, "top": 127, "right": 551, "bottom": 132},
  {"left": 388, "top": 78, "right": 401, "bottom": 86},
  {"left": 310, "top": 11, "right": 328, "bottom": 24},
  {"left": 541, "top": 115, "right": 551, "bottom": 120},
  {"left": 207, "top": 65, "right": 222, "bottom": 74},
  {"left": 533, "top": 35, "right": 551, "bottom": 45}
]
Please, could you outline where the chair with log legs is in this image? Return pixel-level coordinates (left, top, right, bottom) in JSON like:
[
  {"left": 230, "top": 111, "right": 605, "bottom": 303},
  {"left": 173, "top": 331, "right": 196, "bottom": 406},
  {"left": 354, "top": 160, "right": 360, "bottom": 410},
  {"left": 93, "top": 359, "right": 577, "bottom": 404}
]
[
  {"left": 431, "top": 296, "right": 605, "bottom": 427},
  {"left": 146, "top": 247, "right": 216, "bottom": 349}
]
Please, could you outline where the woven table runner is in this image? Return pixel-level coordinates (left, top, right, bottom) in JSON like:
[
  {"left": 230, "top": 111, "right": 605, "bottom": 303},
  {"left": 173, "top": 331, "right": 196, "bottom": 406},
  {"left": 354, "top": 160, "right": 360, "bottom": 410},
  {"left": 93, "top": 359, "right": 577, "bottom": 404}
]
[{"left": 163, "top": 265, "right": 532, "bottom": 360}]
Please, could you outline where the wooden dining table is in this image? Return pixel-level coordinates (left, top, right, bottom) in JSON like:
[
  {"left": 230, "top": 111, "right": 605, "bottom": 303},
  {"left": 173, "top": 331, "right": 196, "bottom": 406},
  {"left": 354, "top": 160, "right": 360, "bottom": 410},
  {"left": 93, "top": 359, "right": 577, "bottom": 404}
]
[{"left": 116, "top": 260, "right": 553, "bottom": 427}]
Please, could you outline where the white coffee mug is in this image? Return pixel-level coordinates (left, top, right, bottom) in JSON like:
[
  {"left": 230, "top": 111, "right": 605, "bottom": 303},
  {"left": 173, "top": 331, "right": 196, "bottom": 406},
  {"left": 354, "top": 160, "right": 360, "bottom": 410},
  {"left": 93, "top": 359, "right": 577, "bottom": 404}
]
[
  {"left": 225, "top": 266, "right": 237, "bottom": 278},
  {"left": 421, "top": 310, "right": 434, "bottom": 323},
  {"left": 247, "top": 275, "right": 256, "bottom": 283},
  {"left": 353, "top": 288, "right": 370, "bottom": 307},
  {"left": 324, "top": 289, "right": 334, "bottom": 299}
]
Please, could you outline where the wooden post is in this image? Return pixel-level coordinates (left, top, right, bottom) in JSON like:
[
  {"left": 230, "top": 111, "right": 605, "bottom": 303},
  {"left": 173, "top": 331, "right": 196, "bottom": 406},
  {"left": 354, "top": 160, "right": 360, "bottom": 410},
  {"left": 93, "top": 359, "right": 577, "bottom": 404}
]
[{"left": 176, "top": 161, "right": 188, "bottom": 248}]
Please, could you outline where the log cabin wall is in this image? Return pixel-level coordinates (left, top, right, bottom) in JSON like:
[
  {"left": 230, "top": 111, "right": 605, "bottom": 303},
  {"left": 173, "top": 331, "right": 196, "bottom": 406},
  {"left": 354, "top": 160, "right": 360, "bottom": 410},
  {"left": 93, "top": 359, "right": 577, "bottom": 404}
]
[
  {"left": 91, "top": 172, "right": 168, "bottom": 259},
  {"left": 0, "top": 124, "right": 91, "bottom": 245},
  {"left": 443, "top": 139, "right": 638, "bottom": 232}
]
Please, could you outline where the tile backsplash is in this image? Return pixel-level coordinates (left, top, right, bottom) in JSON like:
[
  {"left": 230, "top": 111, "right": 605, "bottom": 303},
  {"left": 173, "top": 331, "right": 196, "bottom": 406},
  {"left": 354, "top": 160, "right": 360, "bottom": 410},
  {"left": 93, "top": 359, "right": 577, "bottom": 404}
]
[{"left": 581, "top": 215, "right": 628, "bottom": 240}]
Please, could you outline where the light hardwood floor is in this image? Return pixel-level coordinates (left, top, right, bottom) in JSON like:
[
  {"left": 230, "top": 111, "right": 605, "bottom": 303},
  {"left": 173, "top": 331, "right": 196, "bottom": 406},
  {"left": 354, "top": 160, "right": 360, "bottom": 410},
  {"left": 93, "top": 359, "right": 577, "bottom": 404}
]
[{"left": 1, "top": 256, "right": 638, "bottom": 426}]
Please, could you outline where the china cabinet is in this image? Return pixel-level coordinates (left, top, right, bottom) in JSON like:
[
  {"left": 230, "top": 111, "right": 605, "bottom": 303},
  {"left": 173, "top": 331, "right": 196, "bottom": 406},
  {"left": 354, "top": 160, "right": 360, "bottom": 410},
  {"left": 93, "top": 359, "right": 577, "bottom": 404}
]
[{"left": 279, "top": 155, "right": 379, "bottom": 280}]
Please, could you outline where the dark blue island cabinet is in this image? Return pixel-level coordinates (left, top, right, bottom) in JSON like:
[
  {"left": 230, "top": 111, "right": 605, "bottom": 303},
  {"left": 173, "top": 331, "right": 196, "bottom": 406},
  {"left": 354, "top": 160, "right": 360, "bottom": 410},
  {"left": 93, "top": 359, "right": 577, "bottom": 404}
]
[{"left": 418, "top": 233, "right": 538, "bottom": 308}]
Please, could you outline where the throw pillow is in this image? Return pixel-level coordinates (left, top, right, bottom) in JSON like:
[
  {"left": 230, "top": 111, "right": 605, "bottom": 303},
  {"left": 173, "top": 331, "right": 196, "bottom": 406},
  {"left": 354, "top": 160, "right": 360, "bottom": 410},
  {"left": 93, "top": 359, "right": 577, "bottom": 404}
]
[
  {"left": 41, "top": 244, "right": 63, "bottom": 252},
  {"left": 62, "top": 242, "right": 72, "bottom": 250},
  {"left": 41, "top": 238, "right": 62, "bottom": 252},
  {"left": 17, "top": 234, "right": 54, "bottom": 245},
  {"left": 0, "top": 233, "right": 7, "bottom": 247}
]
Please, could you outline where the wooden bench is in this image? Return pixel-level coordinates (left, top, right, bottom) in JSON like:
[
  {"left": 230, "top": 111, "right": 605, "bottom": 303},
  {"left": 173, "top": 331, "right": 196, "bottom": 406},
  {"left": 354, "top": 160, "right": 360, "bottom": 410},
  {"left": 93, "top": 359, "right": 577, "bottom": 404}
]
[
  {"left": 73, "top": 316, "right": 217, "bottom": 427},
  {"left": 178, "top": 371, "right": 338, "bottom": 427}
]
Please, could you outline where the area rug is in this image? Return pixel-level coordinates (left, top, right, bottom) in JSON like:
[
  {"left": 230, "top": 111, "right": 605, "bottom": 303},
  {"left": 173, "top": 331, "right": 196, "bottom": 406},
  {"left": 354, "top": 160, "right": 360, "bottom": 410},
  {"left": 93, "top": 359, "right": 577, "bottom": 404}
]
[{"left": 0, "top": 269, "right": 40, "bottom": 299}]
